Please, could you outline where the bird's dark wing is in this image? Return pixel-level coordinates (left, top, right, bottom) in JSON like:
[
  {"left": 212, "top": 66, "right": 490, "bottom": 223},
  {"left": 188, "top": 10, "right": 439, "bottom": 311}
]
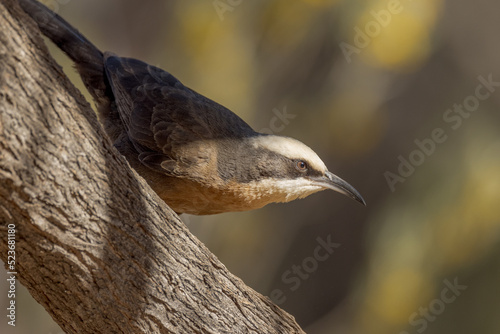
[{"left": 103, "top": 54, "right": 256, "bottom": 174}]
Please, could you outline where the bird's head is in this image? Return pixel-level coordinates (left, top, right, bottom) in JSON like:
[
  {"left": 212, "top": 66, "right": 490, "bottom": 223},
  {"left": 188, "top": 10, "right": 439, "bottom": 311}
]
[{"left": 231, "top": 135, "right": 366, "bottom": 208}]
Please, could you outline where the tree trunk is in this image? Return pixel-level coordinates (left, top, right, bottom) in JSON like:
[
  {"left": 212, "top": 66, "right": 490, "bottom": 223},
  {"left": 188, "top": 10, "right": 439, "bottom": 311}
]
[{"left": 0, "top": 1, "right": 305, "bottom": 333}]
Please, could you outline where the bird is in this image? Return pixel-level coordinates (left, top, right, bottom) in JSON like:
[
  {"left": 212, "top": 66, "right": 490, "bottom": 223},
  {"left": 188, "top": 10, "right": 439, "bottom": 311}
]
[{"left": 19, "top": 0, "right": 366, "bottom": 215}]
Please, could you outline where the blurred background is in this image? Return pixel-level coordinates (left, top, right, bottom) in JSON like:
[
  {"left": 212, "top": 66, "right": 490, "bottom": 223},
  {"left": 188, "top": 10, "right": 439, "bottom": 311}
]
[{"left": 2, "top": 0, "right": 500, "bottom": 333}]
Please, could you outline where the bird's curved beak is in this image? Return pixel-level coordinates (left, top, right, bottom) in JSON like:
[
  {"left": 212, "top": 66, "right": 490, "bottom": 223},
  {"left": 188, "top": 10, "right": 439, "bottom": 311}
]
[{"left": 311, "top": 171, "right": 366, "bottom": 206}]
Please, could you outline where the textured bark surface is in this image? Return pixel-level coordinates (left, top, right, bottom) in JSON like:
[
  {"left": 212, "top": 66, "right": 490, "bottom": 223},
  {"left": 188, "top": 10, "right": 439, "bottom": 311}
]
[{"left": 0, "top": 1, "right": 305, "bottom": 333}]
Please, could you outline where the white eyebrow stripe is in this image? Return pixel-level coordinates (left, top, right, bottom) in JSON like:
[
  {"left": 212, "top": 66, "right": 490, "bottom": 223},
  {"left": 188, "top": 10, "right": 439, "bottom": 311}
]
[{"left": 250, "top": 135, "right": 327, "bottom": 173}]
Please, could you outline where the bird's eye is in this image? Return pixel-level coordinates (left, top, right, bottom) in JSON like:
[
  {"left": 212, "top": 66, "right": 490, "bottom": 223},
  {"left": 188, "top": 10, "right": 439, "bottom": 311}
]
[{"left": 296, "top": 160, "right": 308, "bottom": 172}]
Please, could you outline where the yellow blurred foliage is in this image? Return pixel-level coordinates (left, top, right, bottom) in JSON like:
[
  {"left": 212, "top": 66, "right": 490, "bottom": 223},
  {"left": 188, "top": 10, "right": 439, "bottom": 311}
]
[
  {"left": 301, "top": 0, "right": 341, "bottom": 7},
  {"left": 363, "top": 268, "right": 430, "bottom": 326},
  {"left": 355, "top": 0, "right": 443, "bottom": 69},
  {"left": 177, "top": 3, "right": 253, "bottom": 118},
  {"left": 259, "top": 1, "right": 317, "bottom": 51},
  {"left": 328, "top": 94, "right": 387, "bottom": 155},
  {"left": 436, "top": 137, "right": 500, "bottom": 269}
]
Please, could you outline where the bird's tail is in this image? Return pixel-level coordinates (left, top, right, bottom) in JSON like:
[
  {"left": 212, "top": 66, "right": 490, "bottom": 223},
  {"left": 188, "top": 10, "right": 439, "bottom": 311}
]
[{"left": 18, "top": 0, "right": 107, "bottom": 103}]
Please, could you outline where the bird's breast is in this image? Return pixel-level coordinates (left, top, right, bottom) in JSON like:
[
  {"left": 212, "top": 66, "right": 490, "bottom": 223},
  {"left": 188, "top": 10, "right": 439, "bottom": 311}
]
[{"left": 150, "top": 175, "right": 291, "bottom": 215}]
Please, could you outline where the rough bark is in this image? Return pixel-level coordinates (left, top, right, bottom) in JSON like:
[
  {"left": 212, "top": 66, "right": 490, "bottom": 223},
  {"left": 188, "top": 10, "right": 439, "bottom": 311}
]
[{"left": 0, "top": 1, "right": 305, "bottom": 333}]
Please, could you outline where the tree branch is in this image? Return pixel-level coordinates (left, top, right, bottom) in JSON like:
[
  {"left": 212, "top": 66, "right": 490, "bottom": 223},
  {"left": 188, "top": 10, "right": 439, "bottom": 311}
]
[{"left": 0, "top": 0, "right": 305, "bottom": 332}]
